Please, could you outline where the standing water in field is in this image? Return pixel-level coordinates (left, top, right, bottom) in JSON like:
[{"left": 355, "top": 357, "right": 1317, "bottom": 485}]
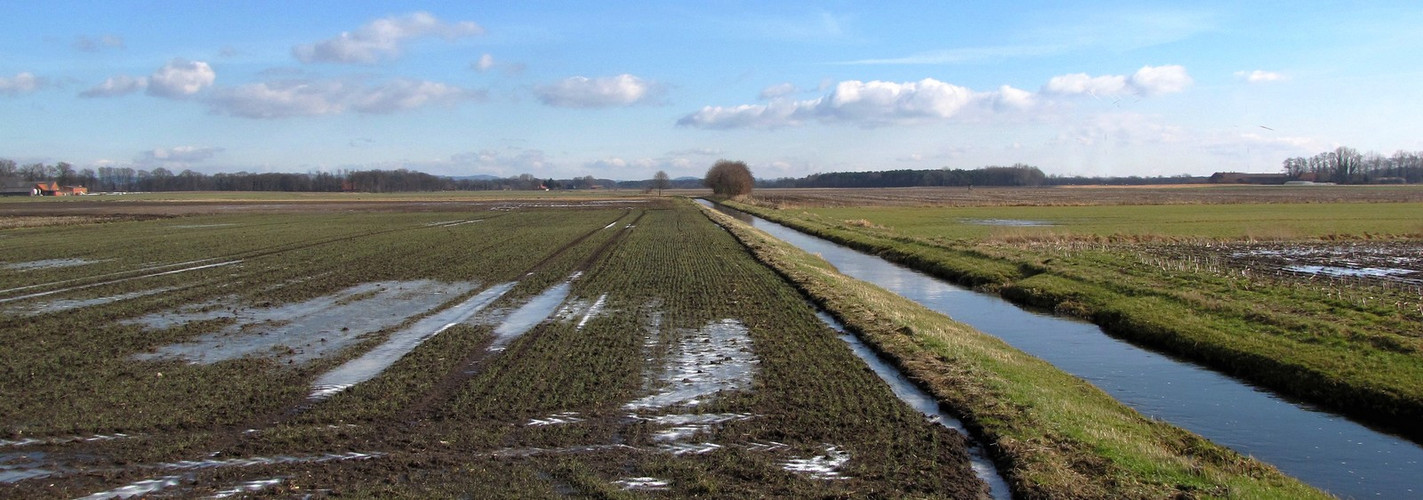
[
  {"left": 310, "top": 283, "right": 515, "bottom": 400},
  {"left": 700, "top": 200, "right": 1423, "bottom": 499}
]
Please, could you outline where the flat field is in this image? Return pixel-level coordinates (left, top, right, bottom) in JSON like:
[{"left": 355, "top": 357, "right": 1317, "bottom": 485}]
[
  {"left": 1, "top": 196, "right": 990, "bottom": 498},
  {"left": 729, "top": 185, "right": 1423, "bottom": 440},
  {"left": 0, "top": 192, "right": 1343, "bottom": 498}
]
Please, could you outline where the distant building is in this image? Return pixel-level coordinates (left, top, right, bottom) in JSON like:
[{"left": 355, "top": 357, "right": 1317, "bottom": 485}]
[
  {"left": 29, "top": 182, "right": 88, "bottom": 196},
  {"left": 1208, "top": 172, "right": 1289, "bottom": 185}
]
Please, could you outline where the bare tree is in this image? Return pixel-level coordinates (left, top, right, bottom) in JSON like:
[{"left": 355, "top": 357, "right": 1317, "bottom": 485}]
[
  {"left": 704, "top": 160, "right": 753, "bottom": 197},
  {"left": 652, "top": 170, "right": 670, "bottom": 196}
]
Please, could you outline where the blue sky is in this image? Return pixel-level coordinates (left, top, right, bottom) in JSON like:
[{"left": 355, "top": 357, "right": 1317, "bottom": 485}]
[{"left": 2, "top": 1, "right": 1420, "bottom": 180}]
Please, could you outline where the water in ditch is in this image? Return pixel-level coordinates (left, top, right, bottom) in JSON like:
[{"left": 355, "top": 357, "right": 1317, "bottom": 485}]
[{"left": 700, "top": 199, "right": 1421, "bottom": 499}]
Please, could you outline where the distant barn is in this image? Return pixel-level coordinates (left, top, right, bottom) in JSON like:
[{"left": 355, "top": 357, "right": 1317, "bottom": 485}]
[
  {"left": 1208, "top": 172, "right": 1289, "bottom": 185},
  {"left": 28, "top": 182, "right": 88, "bottom": 196}
]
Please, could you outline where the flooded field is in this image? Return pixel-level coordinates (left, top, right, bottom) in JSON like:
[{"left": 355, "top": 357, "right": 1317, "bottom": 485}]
[
  {"left": 0, "top": 198, "right": 991, "bottom": 498},
  {"left": 1221, "top": 241, "right": 1423, "bottom": 285}
]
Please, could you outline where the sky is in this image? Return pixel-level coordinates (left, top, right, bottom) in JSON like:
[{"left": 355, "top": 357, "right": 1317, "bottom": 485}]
[{"left": 2, "top": 1, "right": 1421, "bottom": 181}]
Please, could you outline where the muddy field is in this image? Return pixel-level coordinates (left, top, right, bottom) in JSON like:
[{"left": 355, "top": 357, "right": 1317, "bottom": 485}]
[{"left": 0, "top": 198, "right": 992, "bottom": 498}]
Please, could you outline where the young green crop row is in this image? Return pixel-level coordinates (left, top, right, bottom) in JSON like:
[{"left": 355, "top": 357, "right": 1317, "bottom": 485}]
[{"left": 1, "top": 201, "right": 1002, "bottom": 498}]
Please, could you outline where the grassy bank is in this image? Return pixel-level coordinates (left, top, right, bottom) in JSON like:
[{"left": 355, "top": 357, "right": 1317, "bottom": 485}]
[
  {"left": 698, "top": 201, "right": 1326, "bottom": 499},
  {"left": 723, "top": 198, "right": 1423, "bottom": 443}
]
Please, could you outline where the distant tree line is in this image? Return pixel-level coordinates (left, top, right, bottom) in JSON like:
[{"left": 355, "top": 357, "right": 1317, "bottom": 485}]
[
  {"left": 0, "top": 159, "right": 654, "bottom": 193},
  {"left": 757, "top": 164, "right": 1048, "bottom": 188},
  {"left": 1281, "top": 147, "right": 1423, "bottom": 184}
]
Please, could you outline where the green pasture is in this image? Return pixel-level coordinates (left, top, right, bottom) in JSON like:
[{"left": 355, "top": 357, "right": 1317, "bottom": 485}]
[{"left": 804, "top": 202, "right": 1423, "bottom": 240}]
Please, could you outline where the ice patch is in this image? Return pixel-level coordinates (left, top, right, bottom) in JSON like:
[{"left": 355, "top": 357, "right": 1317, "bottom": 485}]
[
  {"left": 784, "top": 445, "right": 851, "bottom": 480},
  {"left": 134, "top": 280, "right": 480, "bottom": 366},
  {"left": 4, "top": 288, "right": 174, "bottom": 316},
  {"left": 309, "top": 282, "right": 514, "bottom": 399}
]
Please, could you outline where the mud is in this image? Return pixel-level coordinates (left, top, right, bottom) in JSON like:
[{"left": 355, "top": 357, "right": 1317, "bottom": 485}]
[
  {"left": 1216, "top": 241, "right": 1423, "bottom": 285},
  {"left": 310, "top": 282, "right": 515, "bottom": 399},
  {"left": 134, "top": 280, "right": 480, "bottom": 366}
]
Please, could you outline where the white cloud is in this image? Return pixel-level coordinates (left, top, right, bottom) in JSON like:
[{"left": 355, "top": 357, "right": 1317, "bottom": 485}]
[
  {"left": 348, "top": 79, "right": 474, "bottom": 113},
  {"left": 473, "top": 53, "right": 495, "bottom": 72},
  {"left": 681, "top": 78, "right": 1005, "bottom": 129},
  {"left": 1236, "top": 70, "right": 1287, "bottom": 83},
  {"left": 1043, "top": 73, "right": 1128, "bottom": 96},
  {"left": 1043, "top": 65, "right": 1191, "bottom": 97},
  {"left": 536, "top": 74, "right": 661, "bottom": 108},
  {"left": 1128, "top": 65, "right": 1192, "bottom": 95},
  {"left": 73, "top": 34, "right": 124, "bottom": 52},
  {"left": 136, "top": 146, "right": 225, "bottom": 165},
  {"left": 80, "top": 75, "right": 147, "bottom": 98},
  {"left": 147, "top": 59, "right": 215, "bottom": 98},
  {"left": 758, "top": 82, "right": 798, "bottom": 100},
  {"left": 448, "top": 148, "right": 553, "bottom": 176},
  {"left": 0, "top": 72, "right": 45, "bottom": 95},
  {"left": 207, "top": 78, "right": 480, "bottom": 119},
  {"left": 990, "top": 85, "right": 1036, "bottom": 111},
  {"left": 293, "top": 11, "right": 484, "bottom": 64}
]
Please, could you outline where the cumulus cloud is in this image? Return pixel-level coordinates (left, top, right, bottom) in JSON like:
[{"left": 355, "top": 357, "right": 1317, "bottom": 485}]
[
  {"left": 146, "top": 59, "right": 215, "bottom": 98},
  {"left": 1236, "top": 70, "right": 1287, "bottom": 83},
  {"left": 80, "top": 75, "right": 147, "bottom": 97},
  {"left": 681, "top": 78, "right": 1004, "bottom": 129},
  {"left": 136, "top": 146, "right": 225, "bottom": 165},
  {"left": 758, "top": 83, "right": 798, "bottom": 100},
  {"left": 1043, "top": 65, "right": 1192, "bottom": 96},
  {"left": 535, "top": 74, "right": 661, "bottom": 108},
  {"left": 73, "top": 34, "right": 124, "bottom": 52},
  {"left": 0, "top": 72, "right": 46, "bottom": 95},
  {"left": 293, "top": 11, "right": 484, "bottom": 64},
  {"left": 207, "top": 78, "right": 480, "bottom": 119},
  {"left": 473, "top": 53, "right": 495, "bottom": 72}
]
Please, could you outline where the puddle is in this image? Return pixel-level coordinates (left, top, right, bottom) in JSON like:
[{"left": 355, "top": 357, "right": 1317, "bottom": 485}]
[
  {"left": 0, "top": 260, "right": 241, "bottom": 305},
  {"left": 784, "top": 445, "right": 851, "bottom": 480},
  {"left": 78, "top": 475, "right": 182, "bottom": 499},
  {"left": 134, "top": 280, "right": 480, "bottom": 366},
  {"left": 0, "top": 451, "right": 54, "bottom": 483},
  {"left": 212, "top": 478, "right": 283, "bottom": 498},
  {"left": 817, "top": 311, "right": 1011, "bottom": 498},
  {"left": 309, "top": 282, "right": 515, "bottom": 399},
  {"left": 554, "top": 293, "right": 608, "bottom": 330},
  {"left": 656, "top": 442, "right": 722, "bottom": 455},
  {"left": 2, "top": 258, "right": 99, "bottom": 271},
  {"left": 73, "top": 453, "right": 376, "bottom": 499},
  {"left": 527, "top": 412, "right": 585, "bottom": 427},
  {"left": 0, "top": 433, "right": 132, "bottom": 448},
  {"left": 5, "top": 287, "right": 174, "bottom": 316},
  {"left": 613, "top": 477, "right": 669, "bottom": 490},
  {"left": 425, "top": 220, "right": 482, "bottom": 228},
  {"left": 961, "top": 218, "right": 1055, "bottom": 227},
  {"left": 624, "top": 319, "right": 758, "bottom": 411},
  {"left": 1283, "top": 265, "right": 1417, "bottom": 280},
  {"left": 487, "top": 278, "right": 577, "bottom": 352},
  {"left": 169, "top": 223, "right": 237, "bottom": 229}
]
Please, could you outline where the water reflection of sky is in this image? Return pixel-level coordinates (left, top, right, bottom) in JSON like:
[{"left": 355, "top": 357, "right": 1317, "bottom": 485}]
[{"left": 702, "top": 201, "right": 1423, "bottom": 499}]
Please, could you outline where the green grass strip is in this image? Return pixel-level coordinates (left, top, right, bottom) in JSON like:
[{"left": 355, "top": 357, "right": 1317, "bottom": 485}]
[{"left": 698, "top": 201, "right": 1326, "bottom": 500}]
